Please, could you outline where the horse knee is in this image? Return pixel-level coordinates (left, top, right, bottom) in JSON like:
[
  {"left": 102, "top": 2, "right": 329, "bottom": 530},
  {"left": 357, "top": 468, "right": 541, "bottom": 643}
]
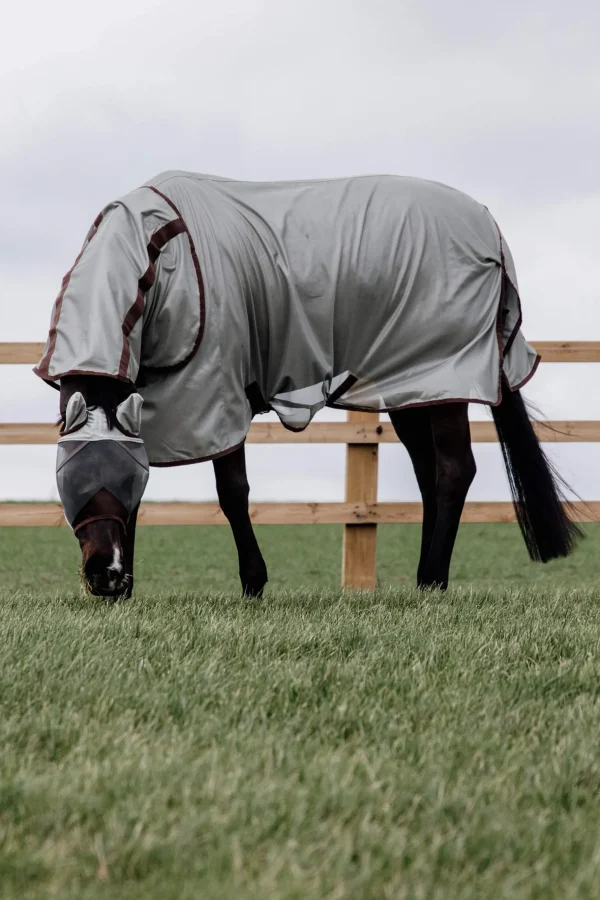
[{"left": 217, "top": 477, "right": 250, "bottom": 520}]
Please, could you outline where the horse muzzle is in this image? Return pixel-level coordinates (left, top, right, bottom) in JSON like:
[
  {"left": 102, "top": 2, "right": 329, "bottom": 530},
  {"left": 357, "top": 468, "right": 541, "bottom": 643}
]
[{"left": 84, "top": 565, "right": 133, "bottom": 600}]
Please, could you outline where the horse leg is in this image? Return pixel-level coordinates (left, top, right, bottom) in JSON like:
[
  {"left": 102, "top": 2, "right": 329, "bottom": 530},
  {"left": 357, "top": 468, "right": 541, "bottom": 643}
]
[
  {"left": 419, "top": 403, "right": 476, "bottom": 590},
  {"left": 389, "top": 407, "right": 438, "bottom": 586},
  {"left": 213, "top": 445, "right": 268, "bottom": 597},
  {"left": 121, "top": 503, "right": 139, "bottom": 599}
]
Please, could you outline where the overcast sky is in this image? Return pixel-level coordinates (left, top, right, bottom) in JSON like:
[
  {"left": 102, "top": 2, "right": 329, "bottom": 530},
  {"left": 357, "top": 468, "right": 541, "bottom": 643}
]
[{"left": 1, "top": 0, "right": 599, "bottom": 503}]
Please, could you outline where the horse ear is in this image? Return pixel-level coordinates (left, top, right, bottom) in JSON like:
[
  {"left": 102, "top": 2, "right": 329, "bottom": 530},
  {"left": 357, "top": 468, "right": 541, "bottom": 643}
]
[
  {"left": 116, "top": 393, "right": 144, "bottom": 435},
  {"left": 64, "top": 392, "right": 88, "bottom": 432}
]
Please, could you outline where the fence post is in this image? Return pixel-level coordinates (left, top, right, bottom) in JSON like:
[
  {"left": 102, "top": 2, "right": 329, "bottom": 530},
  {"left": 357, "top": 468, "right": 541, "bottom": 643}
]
[{"left": 342, "top": 410, "right": 379, "bottom": 589}]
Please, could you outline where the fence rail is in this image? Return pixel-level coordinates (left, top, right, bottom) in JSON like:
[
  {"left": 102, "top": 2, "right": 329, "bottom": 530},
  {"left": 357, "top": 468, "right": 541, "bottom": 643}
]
[
  {"left": 1, "top": 501, "right": 598, "bottom": 528},
  {"left": 4, "top": 341, "right": 600, "bottom": 364},
  {"left": 2, "top": 420, "right": 600, "bottom": 444},
  {"left": 2, "top": 341, "right": 599, "bottom": 588}
]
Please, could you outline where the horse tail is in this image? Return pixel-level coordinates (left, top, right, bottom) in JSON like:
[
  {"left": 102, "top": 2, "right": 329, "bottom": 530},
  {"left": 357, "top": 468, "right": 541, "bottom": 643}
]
[{"left": 491, "top": 379, "right": 583, "bottom": 561}]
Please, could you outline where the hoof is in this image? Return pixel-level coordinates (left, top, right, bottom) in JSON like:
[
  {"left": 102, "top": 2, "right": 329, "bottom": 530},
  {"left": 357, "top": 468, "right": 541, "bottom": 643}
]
[
  {"left": 241, "top": 571, "right": 267, "bottom": 598},
  {"left": 417, "top": 580, "right": 448, "bottom": 592},
  {"left": 242, "top": 581, "right": 266, "bottom": 599}
]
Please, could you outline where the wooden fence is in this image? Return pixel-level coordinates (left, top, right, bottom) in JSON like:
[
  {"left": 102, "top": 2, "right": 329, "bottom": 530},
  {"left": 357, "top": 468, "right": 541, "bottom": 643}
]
[{"left": 2, "top": 341, "right": 600, "bottom": 588}]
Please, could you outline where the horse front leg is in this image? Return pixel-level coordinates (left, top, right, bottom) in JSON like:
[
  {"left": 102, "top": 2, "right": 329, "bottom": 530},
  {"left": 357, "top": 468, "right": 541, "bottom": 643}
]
[
  {"left": 121, "top": 503, "right": 139, "bottom": 599},
  {"left": 389, "top": 407, "right": 438, "bottom": 587},
  {"left": 213, "top": 446, "right": 268, "bottom": 597}
]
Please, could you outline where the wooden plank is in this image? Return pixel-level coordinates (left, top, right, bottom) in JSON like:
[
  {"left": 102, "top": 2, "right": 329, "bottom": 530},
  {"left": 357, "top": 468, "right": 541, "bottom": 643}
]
[
  {"left": 0, "top": 424, "right": 60, "bottom": 444},
  {"left": 2, "top": 500, "right": 599, "bottom": 527},
  {"left": 0, "top": 504, "right": 67, "bottom": 527},
  {"left": 534, "top": 341, "right": 600, "bottom": 363},
  {"left": 3, "top": 420, "right": 600, "bottom": 445},
  {"left": 0, "top": 421, "right": 393, "bottom": 445},
  {"left": 246, "top": 421, "right": 389, "bottom": 443},
  {"left": 0, "top": 342, "right": 46, "bottom": 364},
  {"left": 3, "top": 341, "right": 600, "bottom": 366},
  {"left": 138, "top": 502, "right": 384, "bottom": 526},
  {"left": 470, "top": 420, "right": 600, "bottom": 443},
  {"left": 341, "top": 411, "right": 379, "bottom": 589}
]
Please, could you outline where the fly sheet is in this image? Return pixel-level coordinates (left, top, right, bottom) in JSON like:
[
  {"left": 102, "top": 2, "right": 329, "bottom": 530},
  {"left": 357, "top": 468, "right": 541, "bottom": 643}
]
[{"left": 35, "top": 171, "right": 539, "bottom": 465}]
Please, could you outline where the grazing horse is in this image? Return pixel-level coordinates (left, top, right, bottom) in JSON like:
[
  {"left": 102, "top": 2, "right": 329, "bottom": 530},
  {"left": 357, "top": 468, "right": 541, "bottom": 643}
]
[{"left": 35, "top": 171, "right": 581, "bottom": 597}]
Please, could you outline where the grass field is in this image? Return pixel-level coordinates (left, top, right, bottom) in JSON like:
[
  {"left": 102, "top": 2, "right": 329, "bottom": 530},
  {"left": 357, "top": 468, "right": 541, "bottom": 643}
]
[{"left": 2, "top": 522, "right": 600, "bottom": 899}]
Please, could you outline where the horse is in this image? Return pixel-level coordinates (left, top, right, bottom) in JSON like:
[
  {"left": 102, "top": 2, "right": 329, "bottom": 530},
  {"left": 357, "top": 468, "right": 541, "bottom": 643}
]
[{"left": 35, "top": 171, "right": 581, "bottom": 597}]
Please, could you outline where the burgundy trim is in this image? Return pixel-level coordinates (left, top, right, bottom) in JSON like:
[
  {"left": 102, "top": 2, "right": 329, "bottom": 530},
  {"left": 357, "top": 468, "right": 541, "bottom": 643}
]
[
  {"left": 327, "top": 341, "right": 539, "bottom": 415},
  {"left": 271, "top": 375, "right": 361, "bottom": 433},
  {"left": 34, "top": 212, "right": 104, "bottom": 380},
  {"left": 60, "top": 419, "right": 87, "bottom": 437},
  {"left": 327, "top": 373, "right": 358, "bottom": 406},
  {"left": 493, "top": 253, "right": 507, "bottom": 406},
  {"left": 149, "top": 440, "right": 245, "bottom": 467},
  {"left": 508, "top": 353, "right": 542, "bottom": 392},
  {"left": 34, "top": 207, "right": 196, "bottom": 384},
  {"left": 118, "top": 217, "right": 186, "bottom": 378},
  {"left": 139, "top": 185, "right": 206, "bottom": 374},
  {"left": 490, "top": 215, "right": 524, "bottom": 360},
  {"left": 280, "top": 421, "right": 311, "bottom": 434},
  {"left": 327, "top": 375, "right": 540, "bottom": 416},
  {"left": 502, "top": 284, "right": 523, "bottom": 357},
  {"left": 329, "top": 395, "right": 496, "bottom": 414},
  {"left": 326, "top": 215, "right": 539, "bottom": 416},
  {"left": 38, "top": 368, "right": 134, "bottom": 385},
  {"left": 497, "top": 230, "right": 521, "bottom": 358}
]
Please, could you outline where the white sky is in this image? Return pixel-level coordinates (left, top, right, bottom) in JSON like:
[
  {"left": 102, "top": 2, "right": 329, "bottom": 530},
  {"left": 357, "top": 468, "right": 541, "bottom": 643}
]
[{"left": 1, "top": 0, "right": 599, "bottom": 503}]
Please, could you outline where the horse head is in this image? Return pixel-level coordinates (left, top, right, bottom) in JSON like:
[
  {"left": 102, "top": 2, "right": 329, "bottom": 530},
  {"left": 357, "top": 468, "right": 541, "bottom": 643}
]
[{"left": 57, "top": 377, "right": 149, "bottom": 598}]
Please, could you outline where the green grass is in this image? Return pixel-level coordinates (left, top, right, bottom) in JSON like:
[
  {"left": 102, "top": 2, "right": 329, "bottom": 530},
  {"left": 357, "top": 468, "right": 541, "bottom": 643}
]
[
  {"left": 2, "top": 524, "right": 600, "bottom": 898},
  {"left": 3, "top": 521, "right": 600, "bottom": 595}
]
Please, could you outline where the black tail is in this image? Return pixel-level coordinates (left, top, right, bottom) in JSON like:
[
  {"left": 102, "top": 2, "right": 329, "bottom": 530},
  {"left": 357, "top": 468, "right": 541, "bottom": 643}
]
[{"left": 492, "top": 380, "right": 583, "bottom": 562}]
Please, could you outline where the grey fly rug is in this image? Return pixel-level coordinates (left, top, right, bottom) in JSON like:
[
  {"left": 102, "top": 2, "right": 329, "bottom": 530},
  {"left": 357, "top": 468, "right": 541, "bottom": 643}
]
[{"left": 35, "top": 171, "right": 539, "bottom": 466}]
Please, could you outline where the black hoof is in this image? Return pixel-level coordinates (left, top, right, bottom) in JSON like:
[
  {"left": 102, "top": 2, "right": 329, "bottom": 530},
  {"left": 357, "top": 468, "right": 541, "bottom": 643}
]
[
  {"left": 242, "top": 581, "right": 266, "bottom": 598},
  {"left": 417, "top": 580, "right": 448, "bottom": 592},
  {"left": 241, "top": 571, "right": 267, "bottom": 598}
]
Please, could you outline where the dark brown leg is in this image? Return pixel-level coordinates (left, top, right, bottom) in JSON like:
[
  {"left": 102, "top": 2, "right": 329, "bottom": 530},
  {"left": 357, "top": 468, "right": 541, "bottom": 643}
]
[
  {"left": 213, "top": 445, "right": 268, "bottom": 597},
  {"left": 390, "top": 403, "right": 476, "bottom": 590},
  {"left": 420, "top": 403, "right": 476, "bottom": 590},
  {"left": 121, "top": 503, "right": 139, "bottom": 599},
  {"left": 389, "top": 407, "right": 438, "bottom": 585}
]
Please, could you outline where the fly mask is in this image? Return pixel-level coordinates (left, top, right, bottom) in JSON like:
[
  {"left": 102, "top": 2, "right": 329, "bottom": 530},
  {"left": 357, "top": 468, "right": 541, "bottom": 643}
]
[{"left": 56, "top": 392, "right": 149, "bottom": 533}]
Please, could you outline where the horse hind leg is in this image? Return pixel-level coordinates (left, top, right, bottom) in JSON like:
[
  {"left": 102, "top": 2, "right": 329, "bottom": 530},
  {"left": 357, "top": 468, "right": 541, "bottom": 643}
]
[
  {"left": 419, "top": 403, "right": 476, "bottom": 590},
  {"left": 390, "top": 403, "right": 476, "bottom": 591},
  {"left": 389, "top": 406, "right": 438, "bottom": 587}
]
